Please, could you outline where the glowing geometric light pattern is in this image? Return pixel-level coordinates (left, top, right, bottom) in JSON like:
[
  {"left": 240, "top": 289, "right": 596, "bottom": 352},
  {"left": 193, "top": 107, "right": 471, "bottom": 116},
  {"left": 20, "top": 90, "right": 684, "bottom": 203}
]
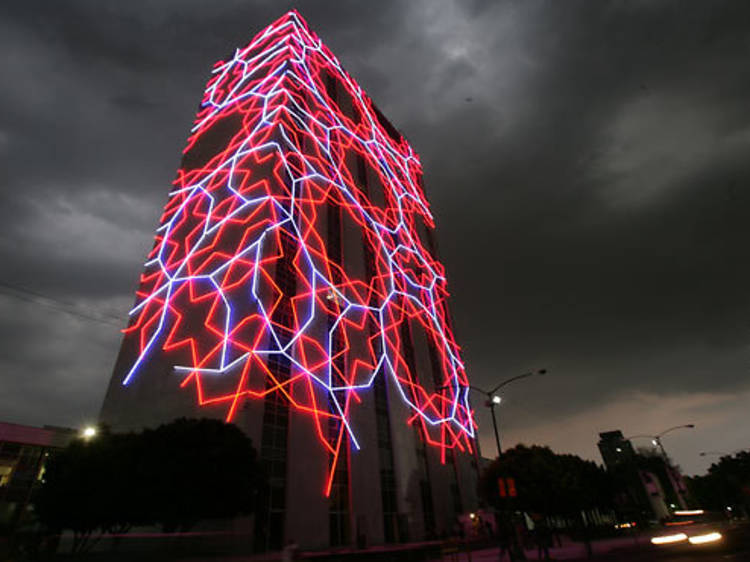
[{"left": 121, "top": 11, "right": 475, "bottom": 494}]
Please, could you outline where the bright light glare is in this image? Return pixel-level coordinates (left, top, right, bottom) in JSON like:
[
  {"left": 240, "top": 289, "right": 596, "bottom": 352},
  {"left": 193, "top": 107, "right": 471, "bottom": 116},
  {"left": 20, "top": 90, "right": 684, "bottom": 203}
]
[
  {"left": 82, "top": 426, "right": 97, "bottom": 439},
  {"left": 674, "top": 509, "right": 704, "bottom": 516},
  {"left": 652, "top": 439, "right": 658, "bottom": 446},
  {"left": 491, "top": 395, "right": 502, "bottom": 405},
  {"left": 688, "top": 532, "right": 722, "bottom": 545},
  {"left": 651, "top": 533, "right": 687, "bottom": 545}
]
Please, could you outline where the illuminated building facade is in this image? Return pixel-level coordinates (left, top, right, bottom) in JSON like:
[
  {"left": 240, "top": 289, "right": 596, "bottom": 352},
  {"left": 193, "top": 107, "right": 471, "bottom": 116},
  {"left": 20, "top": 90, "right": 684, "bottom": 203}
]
[{"left": 100, "top": 11, "right": 478, "bottom": 550}]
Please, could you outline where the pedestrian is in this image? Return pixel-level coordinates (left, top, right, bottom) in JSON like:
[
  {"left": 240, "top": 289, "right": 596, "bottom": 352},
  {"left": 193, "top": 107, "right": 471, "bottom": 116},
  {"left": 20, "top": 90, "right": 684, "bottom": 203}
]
[
  {"left": 534, "top": 519, "right": 552, "bottom": 561},
  {"left": 496, "top": 516, "right": 515, "bottom": 561}
]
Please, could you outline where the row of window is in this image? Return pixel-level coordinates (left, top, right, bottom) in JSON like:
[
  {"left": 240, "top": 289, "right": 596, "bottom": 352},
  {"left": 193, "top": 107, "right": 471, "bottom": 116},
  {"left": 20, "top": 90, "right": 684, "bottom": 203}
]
[
  {"left": 400, "top": 321, "right": 437, "bottom": 538},
  {"left": 362, "top": 165, "right": 401, "bottom": 544},
  {"left": 326, "top": 203, "right": 350, "bottom": 547},
  {"left": 255, "top": 227, "right": 297, "bottom": 552}
]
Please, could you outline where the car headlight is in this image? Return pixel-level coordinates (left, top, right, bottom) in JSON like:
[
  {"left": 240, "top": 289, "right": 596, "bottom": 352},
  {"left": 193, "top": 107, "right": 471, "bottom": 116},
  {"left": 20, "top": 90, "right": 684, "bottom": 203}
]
[
  {"left": 651, "top": 533, "right": 687, "bottom": 545},
  {"left": 688, "top": 532, "right": 722, "bottom": 545}
]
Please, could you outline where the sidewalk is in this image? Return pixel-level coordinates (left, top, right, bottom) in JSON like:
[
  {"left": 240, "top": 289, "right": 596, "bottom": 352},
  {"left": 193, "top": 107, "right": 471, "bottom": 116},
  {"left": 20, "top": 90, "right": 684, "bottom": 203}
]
[{"left": 435, "top": 535, "right": 645, "bottom": 561}]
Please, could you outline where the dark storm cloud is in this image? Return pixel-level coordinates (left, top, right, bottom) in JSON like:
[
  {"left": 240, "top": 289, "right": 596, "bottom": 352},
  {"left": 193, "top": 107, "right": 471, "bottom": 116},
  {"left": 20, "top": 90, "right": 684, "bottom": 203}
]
[{"left": 1, "top": 0, "right": 749, "bottom": 473}]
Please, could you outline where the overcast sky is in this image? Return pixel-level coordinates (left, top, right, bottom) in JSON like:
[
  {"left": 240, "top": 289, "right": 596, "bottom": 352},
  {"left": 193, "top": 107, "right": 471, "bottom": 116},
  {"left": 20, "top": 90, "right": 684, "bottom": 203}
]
[{"left": 1, "top": 0, "right": 749, "bottom": 475}]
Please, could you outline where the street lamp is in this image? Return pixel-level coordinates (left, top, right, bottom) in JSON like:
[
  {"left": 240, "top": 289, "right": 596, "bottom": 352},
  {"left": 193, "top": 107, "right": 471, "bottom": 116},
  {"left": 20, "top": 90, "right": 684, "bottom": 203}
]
[
  {"left": 626, "top": 424, "right": 695, "bottom": 462},
  {"left": 627, "top": 424, "right": 695, "bottom": 510},
  {"left": 81, "top": 426, "right": 97, "bottom": 440},
  {"left": 471, "top": 368, "right": 547, "bottom": 457}
]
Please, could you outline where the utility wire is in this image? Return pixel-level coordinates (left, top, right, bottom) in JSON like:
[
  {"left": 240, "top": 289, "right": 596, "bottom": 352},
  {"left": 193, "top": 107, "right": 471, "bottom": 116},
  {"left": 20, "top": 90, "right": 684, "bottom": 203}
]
[{"left": 0, "top": 280, "right": 125, "bottom": 329}]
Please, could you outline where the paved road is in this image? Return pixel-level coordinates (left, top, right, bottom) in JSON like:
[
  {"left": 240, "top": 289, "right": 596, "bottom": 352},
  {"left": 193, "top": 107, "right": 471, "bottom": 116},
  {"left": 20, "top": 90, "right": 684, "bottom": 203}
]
[
  {"left": 601, "top": 546, "right": 750, "bottom": 561},
  {"left": 447, "top": 546, "right": 750, "bottom": 562},
  {"left": 439, "top": 528, "right": 750, "bottom": 562},
  {"left": 26, "top": 524, "right": 750, "bottom": 561}
]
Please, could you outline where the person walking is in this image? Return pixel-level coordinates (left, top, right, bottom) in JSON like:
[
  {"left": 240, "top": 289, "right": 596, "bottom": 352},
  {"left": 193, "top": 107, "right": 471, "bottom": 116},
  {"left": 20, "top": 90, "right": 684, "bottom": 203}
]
[{"left": 534, "top": 519, "right": 552, "bottom": 561}]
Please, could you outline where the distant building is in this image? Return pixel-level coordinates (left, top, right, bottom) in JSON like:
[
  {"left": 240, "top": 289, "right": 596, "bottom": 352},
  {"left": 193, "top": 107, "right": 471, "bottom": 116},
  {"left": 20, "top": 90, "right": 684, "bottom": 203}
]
[
  {"left": 0, "top": 422, "right": 76, "bottom": 530},
  {"left": 100, "top": 11, "right": 479, "bottom": 551},
  {"left": 598, "top": 430, "right": 668, "bottom": 521},
  {"left": 638, "top": 470, "right": 670, "bottom": 520},
  {"left": 597, "top": 430, "right": 636, "bottom": 469}
]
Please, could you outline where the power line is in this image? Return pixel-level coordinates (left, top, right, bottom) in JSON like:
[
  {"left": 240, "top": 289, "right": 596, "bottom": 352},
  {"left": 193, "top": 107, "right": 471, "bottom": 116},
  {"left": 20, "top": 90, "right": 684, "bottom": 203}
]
[{"left": 0, "top": 280, "right": 126, "bottom": 329}]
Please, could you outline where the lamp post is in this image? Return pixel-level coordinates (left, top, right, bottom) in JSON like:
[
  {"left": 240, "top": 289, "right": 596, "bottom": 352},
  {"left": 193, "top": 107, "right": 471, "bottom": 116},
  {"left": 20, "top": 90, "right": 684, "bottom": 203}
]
[
  {"left": 627, "top": 424, "right": 695, "bottom": 510},
  {"left": 626, "top": 424, "right": 695, "bottom": 463},
  {"left": 470, "top": 369, "right": 547, "bottom": 458},
  {"left": 81, "top": 425, "right": 98, "bottom": 441}
]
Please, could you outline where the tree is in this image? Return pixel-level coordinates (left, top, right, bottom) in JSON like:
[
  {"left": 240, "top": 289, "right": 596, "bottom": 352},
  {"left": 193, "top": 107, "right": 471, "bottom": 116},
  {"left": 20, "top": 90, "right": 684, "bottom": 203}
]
[
  {"left": 687, "top": 451, "right": 750, "bottom": 515},
  {"left": 479, "top": 444, "right": 614, "bottom": 517},
  {"left": 479, "top": 445, "right": 613, "bottom": 560},
  {"left": 140, "top": 417, "right": 263, "bottom": 531},
  {"left": 34, "top": 418, "right": 263, "bottom": 552},
  {"left": 34, "top": 429, "right": 142, "bottom": 552}
]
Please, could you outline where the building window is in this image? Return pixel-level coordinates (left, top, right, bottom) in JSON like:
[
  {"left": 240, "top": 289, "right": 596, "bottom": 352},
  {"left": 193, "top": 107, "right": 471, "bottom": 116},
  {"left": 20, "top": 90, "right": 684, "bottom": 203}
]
[
  {"left": 327, "top": 198, "right": 350, "bottom": 547},
  {"left": 255, "top": 228, "right": 296, "bottom": 552},
  {"left": 374, "top": 373, "right": 398, "bottom": 543},
  {"left": 325, "top": 73, "right": 338, "bottom": 105},
  {"left": 449, "top": 450, "right": 463, "bottom": 516},
  {"left": 401, "top": 321, "right": 436, "bottom": 538}
]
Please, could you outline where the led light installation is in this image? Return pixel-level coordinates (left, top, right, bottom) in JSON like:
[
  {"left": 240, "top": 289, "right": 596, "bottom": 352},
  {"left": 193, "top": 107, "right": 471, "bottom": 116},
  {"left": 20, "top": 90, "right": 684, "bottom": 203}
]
[{"left": 121, "top": 11, "right": 475, "bottom": 493}]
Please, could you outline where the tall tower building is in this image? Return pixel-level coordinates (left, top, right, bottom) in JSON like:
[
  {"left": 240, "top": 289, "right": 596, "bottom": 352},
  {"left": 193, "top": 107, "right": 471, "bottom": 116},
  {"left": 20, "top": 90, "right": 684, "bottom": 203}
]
[
  {"left": 100, "top": 11, "right": 478, "bottom": 550},
  {"left": 597, "top": 430, "right": 636, "bottom": 470}
]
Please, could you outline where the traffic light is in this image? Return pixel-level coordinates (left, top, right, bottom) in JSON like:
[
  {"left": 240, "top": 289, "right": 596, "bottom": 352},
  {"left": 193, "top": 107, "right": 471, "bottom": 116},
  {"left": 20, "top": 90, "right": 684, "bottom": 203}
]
[
  {"left": 498, "top": 477, "right": 517, "bottom": 498},
  {"left": 507, "top": 477, "right": 517, "bottom": 497}
]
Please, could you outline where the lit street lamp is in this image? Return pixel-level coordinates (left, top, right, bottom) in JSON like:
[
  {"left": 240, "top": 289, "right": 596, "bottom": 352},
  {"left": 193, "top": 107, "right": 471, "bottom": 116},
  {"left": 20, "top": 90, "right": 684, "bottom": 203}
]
[
  {"left": 81, "top": 426, "right": 97, "bottom": 440},
  {"left": 627, "top": 424, "right": 695, "bottom": 510},
  {"left": 471, "top": 369, "right": 547, "bottom": 458},
  {"left": 626, "top": 424, "right": 695, "bottom": 462}
]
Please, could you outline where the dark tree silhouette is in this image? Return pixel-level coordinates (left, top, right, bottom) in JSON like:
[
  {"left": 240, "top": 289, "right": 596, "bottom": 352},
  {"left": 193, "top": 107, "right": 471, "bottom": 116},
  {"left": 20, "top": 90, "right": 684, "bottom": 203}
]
[
  {"left": 479, "top": 444, "right": 614, "bottom": 516},
  {"left": 141, "top": 417, "right": 263, "bottom": 531},
  {"left": 479, "top": 445, "right": 615, "bottom": 560},
  {"left": 34, "top": 418, "right": 262, "bottom": 552},
  {"left": 688, "top": 451, "right": 750, "bottom": 515}
]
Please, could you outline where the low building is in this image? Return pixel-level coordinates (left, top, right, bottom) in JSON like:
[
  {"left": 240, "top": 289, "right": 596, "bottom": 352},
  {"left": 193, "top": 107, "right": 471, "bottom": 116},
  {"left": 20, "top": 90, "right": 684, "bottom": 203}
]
[{"left": 0, "top": 422, "right": 77, "bottom": 531}]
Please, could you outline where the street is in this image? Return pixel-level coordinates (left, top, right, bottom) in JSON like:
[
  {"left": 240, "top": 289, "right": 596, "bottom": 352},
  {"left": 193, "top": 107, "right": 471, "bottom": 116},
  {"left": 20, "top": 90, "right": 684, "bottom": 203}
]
[
  {"left": 440, "top": 546, "right": 750, "bottom": 562},
  {"left": 600, "top": 546, "right": 750, "bottom": 561},
  {"left": 435, "top": 527, "right": 750, "bottom": 562}
]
